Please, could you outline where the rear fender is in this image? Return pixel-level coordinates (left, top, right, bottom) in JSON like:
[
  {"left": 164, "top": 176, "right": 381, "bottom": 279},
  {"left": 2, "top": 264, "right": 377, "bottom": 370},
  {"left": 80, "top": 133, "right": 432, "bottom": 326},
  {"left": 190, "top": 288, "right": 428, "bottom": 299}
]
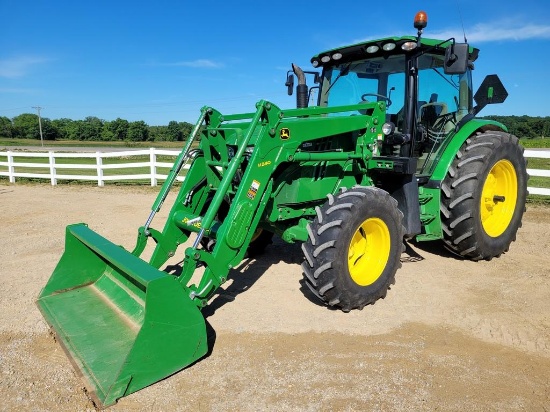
[{"left": 429, "top": 119, "right": 507, "bottom": 183}]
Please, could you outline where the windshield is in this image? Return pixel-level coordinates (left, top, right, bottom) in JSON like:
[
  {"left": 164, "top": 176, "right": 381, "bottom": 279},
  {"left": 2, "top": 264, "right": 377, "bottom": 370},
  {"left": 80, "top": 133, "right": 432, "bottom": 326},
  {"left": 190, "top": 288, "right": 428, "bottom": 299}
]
[
  {"left": 319, "top": 55, "right": 406, "bottom": 116},
  {"left": 318, "top": 52, "right": 472, "bottom": 127}
]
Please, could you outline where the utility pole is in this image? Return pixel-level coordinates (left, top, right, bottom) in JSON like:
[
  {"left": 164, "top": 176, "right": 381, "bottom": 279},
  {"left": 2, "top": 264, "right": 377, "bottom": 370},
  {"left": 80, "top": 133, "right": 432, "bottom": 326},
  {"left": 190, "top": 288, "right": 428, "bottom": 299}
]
[{"left": 32, "top": 106, "right": 44, "bottom": 146}]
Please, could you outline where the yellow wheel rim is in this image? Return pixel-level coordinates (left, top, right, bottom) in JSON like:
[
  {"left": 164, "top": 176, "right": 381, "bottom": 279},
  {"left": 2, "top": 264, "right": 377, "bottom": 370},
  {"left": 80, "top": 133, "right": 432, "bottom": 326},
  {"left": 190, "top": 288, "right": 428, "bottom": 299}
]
[
  {"left": 480, "top": 159, "right": 518, "bottom": 237},
  {"left": 348, "top": 217, "right": 391, "bottom": 286}
]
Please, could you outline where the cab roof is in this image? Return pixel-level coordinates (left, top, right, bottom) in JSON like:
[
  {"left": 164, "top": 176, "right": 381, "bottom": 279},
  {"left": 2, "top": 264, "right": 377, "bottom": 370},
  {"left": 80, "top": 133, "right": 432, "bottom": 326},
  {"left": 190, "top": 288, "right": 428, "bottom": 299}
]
[{"left": 310, "top": 36, "right": 479, "bottom": 69}]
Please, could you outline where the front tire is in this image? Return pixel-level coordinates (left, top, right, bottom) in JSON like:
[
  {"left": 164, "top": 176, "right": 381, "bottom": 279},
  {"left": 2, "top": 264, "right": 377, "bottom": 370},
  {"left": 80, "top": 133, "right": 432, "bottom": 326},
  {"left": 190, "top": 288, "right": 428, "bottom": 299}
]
[
  {"left": 441, "top": 131, "right": 528, "bottom": 260},
  {"left": 301, "top": 186, "right": 404, "bottom": 312}
]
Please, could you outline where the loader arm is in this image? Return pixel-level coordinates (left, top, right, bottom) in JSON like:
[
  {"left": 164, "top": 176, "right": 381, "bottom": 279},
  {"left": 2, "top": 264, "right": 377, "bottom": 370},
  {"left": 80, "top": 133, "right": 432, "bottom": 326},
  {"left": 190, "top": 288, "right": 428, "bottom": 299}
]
[
  {"left": 143, "top": 99, "right": 387, "bottom": 308},
  {"left": 37, "top": 98, "right": 386, "bottom": 407}
]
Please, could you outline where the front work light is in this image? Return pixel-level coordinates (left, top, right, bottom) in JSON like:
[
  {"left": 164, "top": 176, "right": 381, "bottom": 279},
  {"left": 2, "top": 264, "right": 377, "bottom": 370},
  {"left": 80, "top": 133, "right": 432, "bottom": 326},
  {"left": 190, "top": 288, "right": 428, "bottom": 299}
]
[
  {"left": 401, "top": 41, "right": 417, "bottom": 51},
  {"left": 382, "top": 122, "right": 395, "bottom": 135}
]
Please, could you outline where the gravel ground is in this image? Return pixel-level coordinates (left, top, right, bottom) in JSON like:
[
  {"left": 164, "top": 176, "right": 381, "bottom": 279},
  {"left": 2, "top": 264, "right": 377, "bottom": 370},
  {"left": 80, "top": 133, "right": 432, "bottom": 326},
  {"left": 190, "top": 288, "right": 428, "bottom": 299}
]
[{"left": 1, "top": 184, "right": 549, "bottom": 411}]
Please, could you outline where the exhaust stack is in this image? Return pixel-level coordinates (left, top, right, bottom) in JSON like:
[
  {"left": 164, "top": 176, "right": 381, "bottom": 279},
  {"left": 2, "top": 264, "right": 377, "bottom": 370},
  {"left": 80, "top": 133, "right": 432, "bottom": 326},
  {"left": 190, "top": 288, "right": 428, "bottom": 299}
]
[{"left": 292, "top": 63, "right": 308, "bottom": 108}]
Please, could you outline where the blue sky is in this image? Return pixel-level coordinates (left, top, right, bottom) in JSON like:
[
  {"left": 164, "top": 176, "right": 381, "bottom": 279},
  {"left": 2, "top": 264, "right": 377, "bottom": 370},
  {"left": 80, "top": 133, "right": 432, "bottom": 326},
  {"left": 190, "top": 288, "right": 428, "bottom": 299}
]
[{"left": 1, "top": 0, "right": 549, "bottom": 125}]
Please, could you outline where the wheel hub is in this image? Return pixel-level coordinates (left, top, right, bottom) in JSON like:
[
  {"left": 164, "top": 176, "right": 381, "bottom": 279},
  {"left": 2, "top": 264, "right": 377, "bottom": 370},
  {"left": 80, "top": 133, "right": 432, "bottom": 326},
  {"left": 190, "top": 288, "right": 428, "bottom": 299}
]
[
  {"left": 480, "top": 159, "right": 518, "bottom": 237},
  {"left": 348, "top": 217, "right": 390, "bottom": 286}
]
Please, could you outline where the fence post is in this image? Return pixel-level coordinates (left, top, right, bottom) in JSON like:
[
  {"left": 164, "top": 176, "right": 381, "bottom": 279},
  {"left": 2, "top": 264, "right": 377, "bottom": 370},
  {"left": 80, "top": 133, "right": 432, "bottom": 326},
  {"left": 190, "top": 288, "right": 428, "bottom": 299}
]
[
  {"left": 96, "top": 152, "right": 104, "bottom": 187},
  {"left": 48, "top": 151, "right": 57, "bottom": 185},
  {"left": 150, "top": 147, "right": 157, "bottom": 187},
  {"left": 7, "top": 151, "right": 15, "bottom": 183}
]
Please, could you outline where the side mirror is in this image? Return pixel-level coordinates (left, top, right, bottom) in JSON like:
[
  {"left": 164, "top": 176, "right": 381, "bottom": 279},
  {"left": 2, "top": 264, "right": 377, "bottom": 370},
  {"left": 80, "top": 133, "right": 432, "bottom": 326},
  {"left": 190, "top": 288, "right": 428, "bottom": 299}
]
[
  {"left": 285, "top": 73, "right": 294, "bottom": 96},
  {"left": 472, "top": 74, "right": 508, "bottom": 115},
  {"left": 444, "top": 43, "right": 469, "bottom": 74},
  {"left": 474, "top": 74, "right": 508, "bottom": 106}
]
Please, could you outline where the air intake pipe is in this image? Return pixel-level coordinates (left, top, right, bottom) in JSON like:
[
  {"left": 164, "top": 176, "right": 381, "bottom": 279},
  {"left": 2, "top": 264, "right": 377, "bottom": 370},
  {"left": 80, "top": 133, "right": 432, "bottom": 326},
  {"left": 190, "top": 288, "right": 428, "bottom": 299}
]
[{"left": 292, "top": 63, "right": 308, "bottom": 108}]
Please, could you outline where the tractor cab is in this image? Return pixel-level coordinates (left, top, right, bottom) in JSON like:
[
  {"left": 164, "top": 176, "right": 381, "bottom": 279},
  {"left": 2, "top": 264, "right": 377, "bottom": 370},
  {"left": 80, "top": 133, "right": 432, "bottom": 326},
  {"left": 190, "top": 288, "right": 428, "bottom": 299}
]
[
  {"left": 311, "top": 35, "right": 476, "bottom": 176},
  {"left": 282, "top": 12, "right": 487, "bottom": 178}
]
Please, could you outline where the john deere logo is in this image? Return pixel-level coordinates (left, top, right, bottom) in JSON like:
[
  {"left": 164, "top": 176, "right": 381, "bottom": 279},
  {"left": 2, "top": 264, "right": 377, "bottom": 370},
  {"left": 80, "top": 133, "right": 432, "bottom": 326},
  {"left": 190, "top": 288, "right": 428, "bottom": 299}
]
[{"left": 280, "top": 128, "right": 290, "bottom": 140}]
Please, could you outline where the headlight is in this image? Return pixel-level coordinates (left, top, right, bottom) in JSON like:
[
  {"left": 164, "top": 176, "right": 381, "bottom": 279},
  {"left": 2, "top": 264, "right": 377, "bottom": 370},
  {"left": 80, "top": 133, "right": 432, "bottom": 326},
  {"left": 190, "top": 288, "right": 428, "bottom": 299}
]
[
  {"left": 382, "top": 122, "right": 395, "bottom": 135},
  {"left": 401, "top": 41, "right": 417, "bottom": 51}
]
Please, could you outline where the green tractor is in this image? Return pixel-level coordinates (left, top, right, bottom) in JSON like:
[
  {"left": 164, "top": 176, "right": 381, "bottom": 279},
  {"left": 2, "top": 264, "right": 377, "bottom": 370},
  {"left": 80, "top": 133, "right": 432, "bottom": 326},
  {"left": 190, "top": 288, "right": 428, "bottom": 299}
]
[{"left": 37, "top": 11, "right": 527, "bottom": 407}]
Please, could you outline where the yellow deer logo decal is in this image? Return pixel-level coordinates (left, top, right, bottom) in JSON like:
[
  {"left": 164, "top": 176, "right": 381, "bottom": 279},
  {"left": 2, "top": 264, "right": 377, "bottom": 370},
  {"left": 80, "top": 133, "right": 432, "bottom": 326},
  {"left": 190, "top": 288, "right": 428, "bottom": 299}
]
[{"left": 280, "top": 128, "right": 290, "bottom": 140}]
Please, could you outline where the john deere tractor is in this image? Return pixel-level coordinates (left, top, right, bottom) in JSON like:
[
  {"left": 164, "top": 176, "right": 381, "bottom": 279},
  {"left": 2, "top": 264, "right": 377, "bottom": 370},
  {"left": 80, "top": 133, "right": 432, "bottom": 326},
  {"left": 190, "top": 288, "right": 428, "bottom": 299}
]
[{"left": 37, "top": 11, "right": 527, "bottom": 407}]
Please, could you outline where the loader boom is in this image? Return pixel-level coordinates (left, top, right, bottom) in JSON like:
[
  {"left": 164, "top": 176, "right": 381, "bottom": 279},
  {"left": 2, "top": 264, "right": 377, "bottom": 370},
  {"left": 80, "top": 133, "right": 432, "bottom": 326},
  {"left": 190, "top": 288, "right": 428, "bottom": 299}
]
[{"left": 142, "top": 98, "right": 388, "bottom": 308}]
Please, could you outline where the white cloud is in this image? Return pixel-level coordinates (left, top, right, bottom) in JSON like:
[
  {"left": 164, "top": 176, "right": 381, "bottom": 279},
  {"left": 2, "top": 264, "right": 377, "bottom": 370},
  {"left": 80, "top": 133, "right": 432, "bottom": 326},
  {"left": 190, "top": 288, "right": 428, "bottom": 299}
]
[
  {"left": 349, "top": 21, "right": 550, "bottom": 45},
  {"left": 429, "top": 22, "right": 550, "bottom": 43},
  {"left": 0, "top": 56, "right": 50, "bottom": 78},
  {"left": 156, "top": 59, "right": 224, "bottom": 68}
]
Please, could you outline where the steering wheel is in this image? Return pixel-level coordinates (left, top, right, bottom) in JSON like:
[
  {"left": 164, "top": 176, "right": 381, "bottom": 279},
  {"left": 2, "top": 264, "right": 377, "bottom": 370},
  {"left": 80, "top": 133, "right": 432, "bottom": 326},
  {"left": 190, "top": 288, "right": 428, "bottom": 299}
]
[{"left": 361, "top": 93, "right": 392, "bottom": 107}]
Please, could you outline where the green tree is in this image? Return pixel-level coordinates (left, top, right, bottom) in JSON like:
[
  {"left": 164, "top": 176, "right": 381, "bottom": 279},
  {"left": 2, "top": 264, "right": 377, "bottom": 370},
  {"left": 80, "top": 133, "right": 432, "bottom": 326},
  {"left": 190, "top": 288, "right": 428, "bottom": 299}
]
[
  {"left": 167, "top": 121, "right": 182, "bottom": 141},
  {"left": 180, "top": 121, "right": 193, "bottom": 141},
  {"left": 40, "top": 118, "right": 57, "bottom": 141},
  {"left": 12, "top": 113, "right": 40, "bottom": 139},
  {"left": 0, "top": 116, "right": 13, "bottom": 138},
  {"left": 51, "top": 118, "right": 75, "bottom": 140},
  {"left": 110, "top": 118, "right": 129, "bottom": 141},
  {"left": 101, "top": 121, "right": 115, "bottom": 141},
  {"left": 79, "top": 116, "right": 104, "bottom": 140},
  {"left": 148, "top": 125, "right": 169, "bottom": 141},
  {"left": 127, "top": 120, "right": 149, "bottom": 142}
]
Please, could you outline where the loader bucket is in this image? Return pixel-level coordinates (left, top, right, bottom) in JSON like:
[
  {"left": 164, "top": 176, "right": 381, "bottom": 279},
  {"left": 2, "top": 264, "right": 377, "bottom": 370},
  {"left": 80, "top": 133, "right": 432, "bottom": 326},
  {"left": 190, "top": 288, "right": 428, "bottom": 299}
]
[{"left": 36, "top": 223, "right": 208, "bottom": 407}]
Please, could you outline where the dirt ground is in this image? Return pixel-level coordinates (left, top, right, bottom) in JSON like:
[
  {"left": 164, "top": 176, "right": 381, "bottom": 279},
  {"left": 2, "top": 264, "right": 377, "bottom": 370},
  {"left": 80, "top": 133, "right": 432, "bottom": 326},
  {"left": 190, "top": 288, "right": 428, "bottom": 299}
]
[{"left": 1, "top": 184, "right": 549, "bottom": 411}]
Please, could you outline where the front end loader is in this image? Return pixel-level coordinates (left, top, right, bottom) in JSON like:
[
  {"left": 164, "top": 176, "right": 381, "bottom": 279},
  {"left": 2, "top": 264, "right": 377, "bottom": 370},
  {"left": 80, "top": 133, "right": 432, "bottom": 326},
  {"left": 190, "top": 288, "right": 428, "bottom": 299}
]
[{"left": 37, "top": 11, "right": 527, "bottom": 407}]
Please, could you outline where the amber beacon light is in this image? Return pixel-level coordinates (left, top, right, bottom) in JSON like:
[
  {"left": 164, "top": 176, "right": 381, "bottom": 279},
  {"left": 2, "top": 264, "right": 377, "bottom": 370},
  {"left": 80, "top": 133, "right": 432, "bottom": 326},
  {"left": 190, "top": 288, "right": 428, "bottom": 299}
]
[{"left": 414, "top": 11, "right": 428, "bottom": 30}]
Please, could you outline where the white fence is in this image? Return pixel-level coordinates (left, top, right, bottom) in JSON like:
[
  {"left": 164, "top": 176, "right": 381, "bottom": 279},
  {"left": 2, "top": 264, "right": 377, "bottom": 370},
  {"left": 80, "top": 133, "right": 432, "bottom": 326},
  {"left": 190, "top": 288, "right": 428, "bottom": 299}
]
[
  {"left": 0, "top": 148, "right": 184, "bottom": 187},
  {"left": 0, "top": 148, "right": 549, "bottom": 196},
  {"left": 525, "top": 149, "right": 550, "bottom": 196}
]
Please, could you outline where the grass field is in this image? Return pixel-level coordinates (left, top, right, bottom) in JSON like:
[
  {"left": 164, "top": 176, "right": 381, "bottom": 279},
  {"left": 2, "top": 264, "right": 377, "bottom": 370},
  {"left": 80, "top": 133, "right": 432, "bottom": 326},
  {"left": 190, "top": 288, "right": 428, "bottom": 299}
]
[
  {"left": 0, "top": 138, "right": 185, "bottom": 149},
  {"left": 1, "top": 138, "right": 549, "bottom": 204},
  {"left": 521, "top": 138, "right": 550, "bottom": 149}
]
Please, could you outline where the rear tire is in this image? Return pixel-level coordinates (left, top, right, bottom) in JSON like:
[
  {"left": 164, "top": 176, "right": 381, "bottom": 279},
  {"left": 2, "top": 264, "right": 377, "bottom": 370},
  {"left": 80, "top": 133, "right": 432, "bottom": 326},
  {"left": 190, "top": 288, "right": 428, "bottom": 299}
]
[
  {"left": 440, "top": 131, "right": 527, "bottom": 260},
  {"left": 301, "top": 186, "right": 404, "bottom": 312}
]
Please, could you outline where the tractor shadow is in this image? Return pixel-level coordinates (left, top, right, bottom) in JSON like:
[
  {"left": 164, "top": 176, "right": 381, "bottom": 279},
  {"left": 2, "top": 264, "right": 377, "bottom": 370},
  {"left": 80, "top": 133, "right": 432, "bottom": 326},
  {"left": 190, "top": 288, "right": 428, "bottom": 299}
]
[
  {"left": 162, "top": 238, "right": 303, "bottom": 361},
  {"left": 298, "top": 279, "right": 340, "bottom": 310},
  {"left": 401, "top": 241, "right": 426, "bottom": 263},
  {"left": 203, "top": 237, "right": 304, "bottom": 317},
  {"left": 404, "top": 239, "right": 462, "bottom": 261},
  {"left": 165, "top": 236, "right": 305, "bottom": 319},
  {"left": 164, "top": 237, "right": 466, "bottom": 322}
]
